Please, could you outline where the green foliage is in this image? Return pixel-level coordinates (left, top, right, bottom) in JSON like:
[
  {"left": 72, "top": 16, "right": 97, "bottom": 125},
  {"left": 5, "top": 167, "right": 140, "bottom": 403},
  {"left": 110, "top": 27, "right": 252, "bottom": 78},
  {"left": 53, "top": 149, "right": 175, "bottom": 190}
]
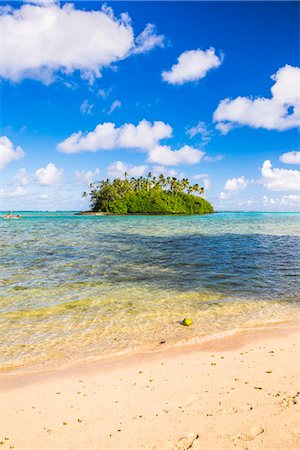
[{"left": 84, "top": 174, "right": 214, "bottom": 215}]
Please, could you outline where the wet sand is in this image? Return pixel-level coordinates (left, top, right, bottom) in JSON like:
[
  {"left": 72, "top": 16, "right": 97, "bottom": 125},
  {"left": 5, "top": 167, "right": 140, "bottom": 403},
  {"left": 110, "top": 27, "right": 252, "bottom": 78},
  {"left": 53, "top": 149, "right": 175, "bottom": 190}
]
[{"left": 1, "top": 322, "right": 299, "bottom": 450}]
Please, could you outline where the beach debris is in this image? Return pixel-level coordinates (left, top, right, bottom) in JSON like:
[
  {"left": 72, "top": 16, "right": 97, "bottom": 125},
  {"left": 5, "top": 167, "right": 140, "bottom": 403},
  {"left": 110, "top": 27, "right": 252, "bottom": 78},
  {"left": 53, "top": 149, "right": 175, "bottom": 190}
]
[
  {"left": 265, "top": 370, "right": 272, "bottom": 374},
  {"left": 279, "top": 391, "right": 299, "bottom": 408},
  {"left": 182, "top": 318, "right": 193, "bottom": 326}
]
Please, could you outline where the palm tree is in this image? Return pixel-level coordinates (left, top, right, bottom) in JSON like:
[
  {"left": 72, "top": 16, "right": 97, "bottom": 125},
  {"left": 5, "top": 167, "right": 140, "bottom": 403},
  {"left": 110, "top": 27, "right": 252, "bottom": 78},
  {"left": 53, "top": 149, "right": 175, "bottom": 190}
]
[
  {"left": 193, "top": 183, "right": 200, "bottom": 195},
  {"left": 158, "top": 173, "right": 166, "bottom": 188}
]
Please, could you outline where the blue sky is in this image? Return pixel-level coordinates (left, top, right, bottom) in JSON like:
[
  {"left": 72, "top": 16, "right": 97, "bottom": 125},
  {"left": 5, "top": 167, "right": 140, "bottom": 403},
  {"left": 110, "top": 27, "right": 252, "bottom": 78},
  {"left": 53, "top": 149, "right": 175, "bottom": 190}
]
[{"left": 1, "top": 1, "right": 299, "bottom": 211}]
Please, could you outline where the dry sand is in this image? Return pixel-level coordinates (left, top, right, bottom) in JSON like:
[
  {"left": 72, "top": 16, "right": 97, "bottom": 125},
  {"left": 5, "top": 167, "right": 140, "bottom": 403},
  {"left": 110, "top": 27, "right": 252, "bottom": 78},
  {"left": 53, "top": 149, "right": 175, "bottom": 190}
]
[{"left": 1, "top": 321, "right": 299, "bottom": 450}]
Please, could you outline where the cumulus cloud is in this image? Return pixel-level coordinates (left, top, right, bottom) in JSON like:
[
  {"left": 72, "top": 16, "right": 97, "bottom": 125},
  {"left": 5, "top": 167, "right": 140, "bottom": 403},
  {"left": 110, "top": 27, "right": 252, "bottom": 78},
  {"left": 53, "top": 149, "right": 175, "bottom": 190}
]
[
  {"left": 57, "top": 120, "right": 173, "bottom": 153},
  {"left": 35, "top": 162, "right": 63, "bottom": 186},
  {"left": 279, "top": 151, "right": 300, "bottom": 165},
  {"left": 214, "top": 65, "right": 300, "bottom": 132},
  {"left": 147, "top": 145, "right": 204, "bottom": 166},
  {"left": 219, "top": 176, "right": 248, "bottom": 199},
  {"left": 75, "top": 168, "right": 100, "bottom": 185},
  {"left": 107, "top": 161, "right": 147, "bottom": 178},
  {"left": 261, "top": 160, "right": 300, "bottom": 191},
  {"left": 223, "top": 176, "right": 248, "bottom": 191},
  {"left": 162, "top": 48, "right": 222, "bottom": 85},
  {"left": 0, "top": 136, "right": 25, "bottom": 170},
  {"left": 58, "top": 119, "right": 207, "bottom": 166},
  {"left": 13, "top": 168, "right": 31, "bottom": 186},
  {"left": 0, "top": 3, "right": 163, "bottom": 84}
]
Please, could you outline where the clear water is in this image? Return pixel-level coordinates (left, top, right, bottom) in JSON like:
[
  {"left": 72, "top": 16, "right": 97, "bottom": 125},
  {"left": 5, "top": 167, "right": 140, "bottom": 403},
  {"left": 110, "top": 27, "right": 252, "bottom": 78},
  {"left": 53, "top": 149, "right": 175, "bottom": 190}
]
[{"left": 1, "top": 212, "right": 299, "bottom": 372}]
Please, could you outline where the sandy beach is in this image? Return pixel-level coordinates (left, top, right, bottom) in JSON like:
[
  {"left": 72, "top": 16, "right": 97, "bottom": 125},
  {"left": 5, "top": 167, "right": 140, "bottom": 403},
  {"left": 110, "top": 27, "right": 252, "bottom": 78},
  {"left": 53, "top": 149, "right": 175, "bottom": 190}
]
[{"left": 1, "top": 321, "right": 299, "bottom": 450}]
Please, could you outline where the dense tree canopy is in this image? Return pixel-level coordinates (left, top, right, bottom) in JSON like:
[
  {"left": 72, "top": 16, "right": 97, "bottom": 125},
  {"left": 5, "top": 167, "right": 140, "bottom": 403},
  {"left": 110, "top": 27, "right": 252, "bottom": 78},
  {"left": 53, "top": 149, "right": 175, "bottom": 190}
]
[{"left": 83, "top": 173, "right": 214, "bottom": 214}]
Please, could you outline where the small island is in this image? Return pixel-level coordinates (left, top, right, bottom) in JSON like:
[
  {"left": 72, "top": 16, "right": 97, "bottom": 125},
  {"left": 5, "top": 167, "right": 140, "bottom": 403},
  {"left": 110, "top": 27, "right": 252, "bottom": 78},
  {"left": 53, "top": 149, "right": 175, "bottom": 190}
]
[{"left": 82, "top": 173, "right": 214, "bottom": 215}]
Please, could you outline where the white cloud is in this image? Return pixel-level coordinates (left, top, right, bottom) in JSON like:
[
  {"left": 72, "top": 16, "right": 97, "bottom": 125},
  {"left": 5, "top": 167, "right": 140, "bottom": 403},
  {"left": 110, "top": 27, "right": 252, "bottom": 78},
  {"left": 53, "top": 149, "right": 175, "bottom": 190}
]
[
  {"left": 108, "top": 100, "right": 121, "bottom": 114},
  {"left": 279, "top": 151, "right": 300, "bottom": 165},
  {"left": 58, "top": 119, "right": 206, "bottom": 167},
  {"left": 0, "top": 3, "right": 163, "bottom": 84},
  {"left": 147, "top": 145, "right": 204, "bottom": 166},
  {"left": 214, "top": 65, "right": 300, "bottom": 132},
  {"left": 223, "top": 176, "right": 248, "bottom": 191},
  {"left": 13, "top": 168, "right": 31, "bottom": 186},
  {"left": 215, "top": 122, "right": 233, "bottom": 135},
  {"left": 75, "top": 168, "right": 100, "bottom": 185},
  {"left": 219, "top": 176, "right": 248, "bottom": 199},
  {"left": 97, "top": 87, "right": 112, "bottom": 99},
  {"left": 151, "top": 166, "right": 178, "bottom": 178},
  {"left": 279, "top": 194, "right": 300, "bottom": 207},
  {"left": 262, "top": 195, "right": 276, "bottom": 206},
  {"left": 118, "top": 121, "right": 172, "bottom": 150},
  {"left": 107, "top": 161, "right": 147, "bottom": 179},
  {"left": 203, "top": 154, "right": 223, "bottom": 162},
  {"left": 162, "top": 48, "right": 222, "bottom": 85},
  {"left": 261, "top": 160, "right": 300, "bottom": 191},
  {"left": 35, "top": 162, "right": 63, "bottom": 186},
  {"left": 57, "top": 120, "right": 173, "bottom": 153},
  {"left": 187, "top": 121, "right": 212, "bottom": 146},
  {"left": 263, "top": 194, "right": 300, "bottom": 209},
  {"left": 132, "top": 23, "right": 164, "bottom": 54},
  {"left": 0, "top": 186, "right": 28, "bottom": 199},
  {"left": 193, "top": 173, "right": 212, "bottom": 190},
  {"left": 80, "top": 100, "right": 94, "bottom": 115},
  {"left": 0, "top": 136, "right": 25, "bottom": 170}
]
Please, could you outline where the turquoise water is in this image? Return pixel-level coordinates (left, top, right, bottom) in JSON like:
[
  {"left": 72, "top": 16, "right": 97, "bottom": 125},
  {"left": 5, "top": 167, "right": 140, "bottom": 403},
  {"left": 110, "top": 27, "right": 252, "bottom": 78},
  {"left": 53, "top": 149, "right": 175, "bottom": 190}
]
[{"left": 1, "top": 212, "right": 299, "bottom": 372}]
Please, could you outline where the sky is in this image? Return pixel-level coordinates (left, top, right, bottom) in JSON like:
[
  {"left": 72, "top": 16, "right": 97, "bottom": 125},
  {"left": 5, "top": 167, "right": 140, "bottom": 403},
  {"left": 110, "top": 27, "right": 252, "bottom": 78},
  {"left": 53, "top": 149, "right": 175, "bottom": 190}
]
[{"left": 0, "top": 0, "right": 299, "bottom": 211}]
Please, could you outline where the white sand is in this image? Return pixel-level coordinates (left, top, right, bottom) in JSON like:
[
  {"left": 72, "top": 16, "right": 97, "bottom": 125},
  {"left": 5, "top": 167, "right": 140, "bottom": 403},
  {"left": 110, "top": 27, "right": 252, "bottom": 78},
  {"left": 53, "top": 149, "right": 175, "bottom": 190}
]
[{"left": 1, "top": 322, "right": 299, "bottom": 450}]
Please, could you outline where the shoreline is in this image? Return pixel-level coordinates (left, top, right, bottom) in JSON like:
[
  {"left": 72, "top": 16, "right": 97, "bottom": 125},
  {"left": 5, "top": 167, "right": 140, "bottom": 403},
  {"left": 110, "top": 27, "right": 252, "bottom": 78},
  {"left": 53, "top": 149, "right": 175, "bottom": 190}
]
[
  {"left": 75, "top": 211, "right": 214, "bottom": 216},
  {"left": 1, "top": 319, "right": 299, "bottom": 449},
  {"left": 2, "top": 318, "right": 299, "bottom": 382}
]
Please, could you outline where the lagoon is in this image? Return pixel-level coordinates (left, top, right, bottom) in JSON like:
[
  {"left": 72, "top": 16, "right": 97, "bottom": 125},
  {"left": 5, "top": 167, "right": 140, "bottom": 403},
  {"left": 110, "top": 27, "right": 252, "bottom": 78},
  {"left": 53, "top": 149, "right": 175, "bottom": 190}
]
[{"left": 1, "top": 211, "right": 299, "bottom": 372}]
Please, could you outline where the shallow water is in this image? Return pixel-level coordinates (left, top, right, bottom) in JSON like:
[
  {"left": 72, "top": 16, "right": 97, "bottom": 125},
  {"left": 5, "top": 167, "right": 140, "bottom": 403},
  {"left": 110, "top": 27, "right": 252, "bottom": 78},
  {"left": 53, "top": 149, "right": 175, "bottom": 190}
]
[{"left": 1, "top": 212, "right": 299, "bottom": 372}]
